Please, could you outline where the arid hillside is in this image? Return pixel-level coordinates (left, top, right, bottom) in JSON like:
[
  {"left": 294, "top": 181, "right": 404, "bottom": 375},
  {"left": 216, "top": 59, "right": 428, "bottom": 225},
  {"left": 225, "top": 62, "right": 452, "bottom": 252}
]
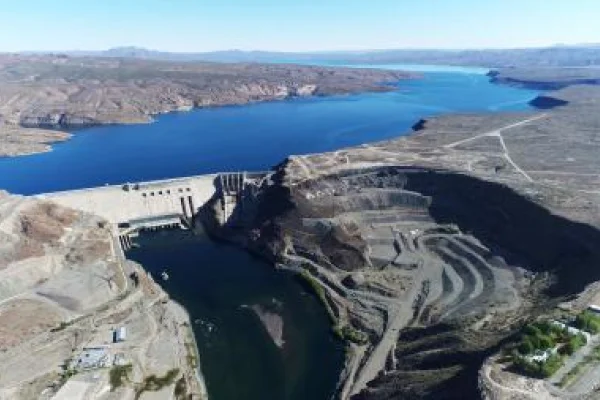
[
  {"left": 0, "top": 54, "right": 414, "bottom": 156},
  {"left": 0, "top": 191, "right": 205, "bottom": 400}
]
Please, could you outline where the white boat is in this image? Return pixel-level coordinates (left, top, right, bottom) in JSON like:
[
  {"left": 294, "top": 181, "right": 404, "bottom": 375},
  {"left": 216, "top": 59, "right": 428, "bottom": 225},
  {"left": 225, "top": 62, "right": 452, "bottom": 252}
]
[{"left": 161, "top": 271, "right": 169, "bottom": 281}]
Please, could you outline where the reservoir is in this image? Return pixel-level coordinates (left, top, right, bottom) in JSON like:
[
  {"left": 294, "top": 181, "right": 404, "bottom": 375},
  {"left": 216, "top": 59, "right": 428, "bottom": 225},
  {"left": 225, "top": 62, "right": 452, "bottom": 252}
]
[
  {"left": 0, "top": 65, "right": 540, "bottom": 399},
  {"left": 0, "top": 68, "right": 538, "bottom": 195}
]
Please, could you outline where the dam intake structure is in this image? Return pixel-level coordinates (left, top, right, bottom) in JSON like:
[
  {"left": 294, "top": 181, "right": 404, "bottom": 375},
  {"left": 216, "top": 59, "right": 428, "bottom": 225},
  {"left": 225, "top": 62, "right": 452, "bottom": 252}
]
[{"left": 36, "top": 171, "right": 269, "bottom": 250}]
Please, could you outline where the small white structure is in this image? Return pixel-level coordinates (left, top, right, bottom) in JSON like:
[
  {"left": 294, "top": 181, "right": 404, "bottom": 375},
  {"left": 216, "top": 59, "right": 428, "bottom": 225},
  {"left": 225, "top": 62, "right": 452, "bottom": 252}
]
[
  {"left": 552, "top": 320, "right": 591, "bottom": 341},
  {"left": 588, "top": 304, "right": 600, "bottom": 315},
  {"left": 113, "top": 326, "right": 127, "bottom": 343},
  {"left": 527, "top": 348, "right": 555, "bottom": 363}
]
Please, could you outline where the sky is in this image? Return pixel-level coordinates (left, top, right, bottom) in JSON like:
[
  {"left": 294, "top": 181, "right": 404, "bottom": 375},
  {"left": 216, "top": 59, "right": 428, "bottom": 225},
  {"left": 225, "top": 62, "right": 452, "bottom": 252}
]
[{"left": 1, "top": 0, "right": 599, "bottom": 52}]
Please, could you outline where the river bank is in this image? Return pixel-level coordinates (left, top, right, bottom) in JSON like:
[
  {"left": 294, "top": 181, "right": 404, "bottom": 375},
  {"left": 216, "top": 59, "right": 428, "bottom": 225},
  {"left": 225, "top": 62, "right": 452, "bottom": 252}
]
[{"left": 167, "top": 299, "right": 209, "bottom": 399}]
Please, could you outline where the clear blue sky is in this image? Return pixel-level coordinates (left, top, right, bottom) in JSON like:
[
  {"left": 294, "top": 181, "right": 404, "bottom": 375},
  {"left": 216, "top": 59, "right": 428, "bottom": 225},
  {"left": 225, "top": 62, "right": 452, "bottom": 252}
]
[{"left": 1, "top": 0, "right": 599, "bottom": 52}]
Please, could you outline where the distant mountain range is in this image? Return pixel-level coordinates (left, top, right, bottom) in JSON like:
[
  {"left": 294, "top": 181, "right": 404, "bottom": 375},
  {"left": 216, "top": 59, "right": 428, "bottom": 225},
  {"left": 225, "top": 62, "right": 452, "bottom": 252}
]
[{"left": 26, "top": 44, "right": 600, "bottom": 67}]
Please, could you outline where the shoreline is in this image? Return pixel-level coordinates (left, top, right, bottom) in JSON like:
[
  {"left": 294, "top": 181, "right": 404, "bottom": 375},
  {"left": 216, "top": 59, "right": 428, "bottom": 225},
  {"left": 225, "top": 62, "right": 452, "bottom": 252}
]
[
  {"left": 168, "top": 299, "right": 209, "bottom": 400},
  {"left": 0, "top": 64, "right": 414, "bottom": 159},
  {"left": 0, "top": 65, "right": 547, "bottom": 160},
  {"left": 0, "top": 88, "right": 389, "bottom": 159}
]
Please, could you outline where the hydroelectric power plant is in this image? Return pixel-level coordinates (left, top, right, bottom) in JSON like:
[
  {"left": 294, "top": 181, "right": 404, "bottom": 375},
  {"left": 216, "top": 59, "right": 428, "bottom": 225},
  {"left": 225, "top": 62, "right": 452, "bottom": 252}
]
[{"left": 36, "top": 171, "right": 269, "bottom": 250}]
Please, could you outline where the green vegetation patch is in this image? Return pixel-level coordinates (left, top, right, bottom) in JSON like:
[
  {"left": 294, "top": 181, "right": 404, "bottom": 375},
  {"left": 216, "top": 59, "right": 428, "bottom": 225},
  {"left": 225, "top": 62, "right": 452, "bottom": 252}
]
[
  {"left": 110, "top": 364, "right": 133, "bottom": 391},
  {"left": 297, "top": 270, "right": 370, "bottom": 345},
  {"left": 333, "top": 324, "right": 369, "bottom": 345},
  {"left": 513, "top": 353, "right": 564, "bottom": 378},
  {"left": 297, "top": 270, "right": 337, "bottom": 325},
  {"left": 509, "top": 320, "right": 588, "bottom": 378},
  {"left": 515, "top": 321, "right": 578, "bottom": 355},
  {"left": 560, "top": 333, "right": 587, "bottom": 356},
  {"left": 574, "top": 311, "right": 600, "bottom": 334},
  {"left": 135, "top": 368, "right": 180, "bottom": 399}
]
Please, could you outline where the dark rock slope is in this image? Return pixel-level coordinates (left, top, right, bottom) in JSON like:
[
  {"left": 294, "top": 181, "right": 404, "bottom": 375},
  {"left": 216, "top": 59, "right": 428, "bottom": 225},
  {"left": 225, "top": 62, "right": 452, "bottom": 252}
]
[{"left": 201, "top": 72, "right": 600, "bottom": 399}]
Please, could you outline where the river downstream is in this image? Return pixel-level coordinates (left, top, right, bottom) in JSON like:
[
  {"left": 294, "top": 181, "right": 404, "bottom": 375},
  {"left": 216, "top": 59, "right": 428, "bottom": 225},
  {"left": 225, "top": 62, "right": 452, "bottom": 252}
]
[
  {"left": 0, "top": 65, "right": 540, "bottom": 399},
  {"left": 126, "top": 230, "right": 344, "bottom": 400}
]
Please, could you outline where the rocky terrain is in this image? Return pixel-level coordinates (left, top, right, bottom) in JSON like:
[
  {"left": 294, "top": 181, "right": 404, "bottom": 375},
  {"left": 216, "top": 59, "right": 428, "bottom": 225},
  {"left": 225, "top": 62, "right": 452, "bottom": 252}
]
[
  {"left": 0, "top": 191, "right": 206, "bottom": 400},
  {"left": 0, "top": 54, "right": 414, "bottom": 157},
  {"left": 199, "top": 68, "right": 600, "bottom": 399}
]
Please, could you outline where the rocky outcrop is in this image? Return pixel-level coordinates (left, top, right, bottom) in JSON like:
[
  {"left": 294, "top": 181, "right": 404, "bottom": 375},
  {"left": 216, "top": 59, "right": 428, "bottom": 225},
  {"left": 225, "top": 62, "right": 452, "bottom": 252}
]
[
  {"left": 528, "top": 95, "right": 569, "bottom": 109},
  {"left": 19, "top": 112, "right": 98, "bottom": 129}
]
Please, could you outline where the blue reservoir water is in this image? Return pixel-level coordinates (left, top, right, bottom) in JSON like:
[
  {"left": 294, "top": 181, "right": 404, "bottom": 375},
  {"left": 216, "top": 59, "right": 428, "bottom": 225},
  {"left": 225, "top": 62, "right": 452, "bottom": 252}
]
[
  {"left": 0, "top": 66, "right": 541, "bottom": 400},
  {"left": 0, "top": 69, "right": 538, "bottom": 194}
]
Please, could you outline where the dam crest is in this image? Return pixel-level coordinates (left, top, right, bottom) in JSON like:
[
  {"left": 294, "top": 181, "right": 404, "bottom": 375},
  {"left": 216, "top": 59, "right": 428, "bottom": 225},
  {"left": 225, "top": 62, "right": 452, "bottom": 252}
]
[{"left": 36, "top": 171, "right": 269, "bottom": 249}]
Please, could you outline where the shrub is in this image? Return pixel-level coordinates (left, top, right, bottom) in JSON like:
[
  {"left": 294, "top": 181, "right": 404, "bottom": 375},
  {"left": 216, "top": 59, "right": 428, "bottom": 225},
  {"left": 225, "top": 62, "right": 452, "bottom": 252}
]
[
  {"left": 513, "top": 354, "right": 564, "bottom": 378},
  {"left": 336, "top": 325, "right": 369, "bottom": 345},
  {"left": 538, "top": 335, "right": 554, "bottom": 350},
  {"left": 518, "top": 339, "right": 534, "bottom": 355},
  {"left": 561, "top": 334, "right": 587, "bottom": 355},
  {"left": 297, "top": 271, "right": 337, "bottom": 326},
  {"left": 575, "top": 311, "right": 600, "bottom": 334},
  {"left": 524, "top": 324, "right": 542, "bottom": 337},
  {"left": 110, "top": 365, "right": 132, "bottom": 391},
  {"left": 135, "top": 369, "right": 180, "bottom": 399},
  {"left": 541, "top": 355, "right": 563, "bottom": 377}
]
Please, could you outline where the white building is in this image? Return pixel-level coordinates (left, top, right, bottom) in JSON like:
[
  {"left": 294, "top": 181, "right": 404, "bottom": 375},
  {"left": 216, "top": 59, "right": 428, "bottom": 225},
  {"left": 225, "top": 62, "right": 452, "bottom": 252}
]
[{"left": 113, "top": 326, "right": 127, "bottom": 343}]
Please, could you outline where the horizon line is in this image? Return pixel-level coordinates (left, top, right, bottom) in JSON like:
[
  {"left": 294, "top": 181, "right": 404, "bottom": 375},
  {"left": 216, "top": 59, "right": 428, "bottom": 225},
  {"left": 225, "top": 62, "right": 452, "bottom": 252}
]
[{"left": 5, "top": 42, "right": 600, "bottom": 55}]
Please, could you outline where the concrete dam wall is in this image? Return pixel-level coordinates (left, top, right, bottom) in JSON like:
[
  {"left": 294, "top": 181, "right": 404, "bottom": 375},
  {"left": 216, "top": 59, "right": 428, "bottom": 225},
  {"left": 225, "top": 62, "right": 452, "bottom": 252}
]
[{"left": 36, "top": 171, "right": 267, "bottom": 249}]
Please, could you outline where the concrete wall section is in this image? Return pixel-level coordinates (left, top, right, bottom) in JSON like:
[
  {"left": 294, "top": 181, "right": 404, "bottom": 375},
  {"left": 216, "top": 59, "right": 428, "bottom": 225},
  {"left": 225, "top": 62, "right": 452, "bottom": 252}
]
[{"left": 37, "top": 174, "right": 220, "bottom": 224}]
